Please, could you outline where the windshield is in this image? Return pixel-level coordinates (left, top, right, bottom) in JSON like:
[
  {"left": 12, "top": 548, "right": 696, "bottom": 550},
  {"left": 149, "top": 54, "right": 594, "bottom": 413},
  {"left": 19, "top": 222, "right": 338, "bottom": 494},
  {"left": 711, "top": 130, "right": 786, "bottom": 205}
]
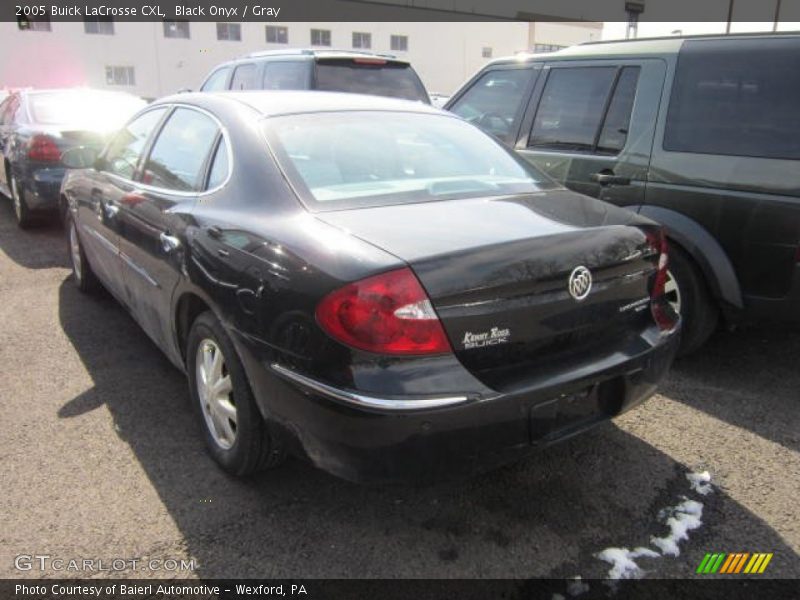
[
  {"left": 29, "top": 91, "right": 146, "bottom": 131},
  {"left": 264, "top": 111, "right": 552, "bottom": 211},
  {"left": 315, "top": 60, "right": 429, "bottom": 102}
]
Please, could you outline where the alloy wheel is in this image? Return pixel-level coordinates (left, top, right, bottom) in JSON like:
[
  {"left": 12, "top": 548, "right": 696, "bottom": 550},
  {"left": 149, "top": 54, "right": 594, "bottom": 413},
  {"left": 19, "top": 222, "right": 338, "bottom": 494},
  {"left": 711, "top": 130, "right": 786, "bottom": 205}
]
[
  {"left": 664, "top": 269, "right": 682, "bottom": 315},
  {"left": 10, "top": 174, "right": 22, "bottom": 221},
  {"left": 195, "top": 338, "right": 237, "bottom": 450}
]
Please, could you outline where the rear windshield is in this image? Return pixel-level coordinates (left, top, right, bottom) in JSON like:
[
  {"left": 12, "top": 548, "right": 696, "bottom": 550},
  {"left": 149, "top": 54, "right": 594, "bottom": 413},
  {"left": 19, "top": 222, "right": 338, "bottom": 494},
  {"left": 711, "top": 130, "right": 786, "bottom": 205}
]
[
  {"left": 29, "top": 91, "right": 146, "bottom": 131},
  {"left": 263, "top": 111, "right": 552, "bottom": 211},
  {"left": 315, "top": 59, "right": 429, "bottom": 102}
]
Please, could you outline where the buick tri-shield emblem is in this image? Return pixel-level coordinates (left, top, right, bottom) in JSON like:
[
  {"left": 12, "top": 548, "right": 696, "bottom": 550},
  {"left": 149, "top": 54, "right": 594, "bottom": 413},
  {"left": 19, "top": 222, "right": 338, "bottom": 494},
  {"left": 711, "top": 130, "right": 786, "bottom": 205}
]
[{"left": 568, "top": 266, "right": 592, "bottom": 301}]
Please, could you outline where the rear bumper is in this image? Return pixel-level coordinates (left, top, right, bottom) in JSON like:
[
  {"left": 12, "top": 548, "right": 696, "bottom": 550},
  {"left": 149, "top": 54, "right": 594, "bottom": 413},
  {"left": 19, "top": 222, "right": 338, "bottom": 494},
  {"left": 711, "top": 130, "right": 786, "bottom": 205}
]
[
  {"left": 235, "top": 325, "right": 680, "bottom": 484},
  {"left": 21, "top": 166, "right": 65, "bottom": 212}
]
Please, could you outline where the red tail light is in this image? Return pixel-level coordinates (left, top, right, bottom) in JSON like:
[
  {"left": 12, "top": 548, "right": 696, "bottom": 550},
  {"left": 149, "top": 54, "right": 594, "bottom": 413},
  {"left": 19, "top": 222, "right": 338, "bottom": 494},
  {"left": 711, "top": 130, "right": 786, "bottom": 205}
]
[
  {"left": 27, "top": 135, "right": 61, "bottom": 162},
  {"left": 316, "top": 267, "right": 452, "bottom": 355},
  {"left": 645, "top": 228, "right": 678, "bottom": 333}
]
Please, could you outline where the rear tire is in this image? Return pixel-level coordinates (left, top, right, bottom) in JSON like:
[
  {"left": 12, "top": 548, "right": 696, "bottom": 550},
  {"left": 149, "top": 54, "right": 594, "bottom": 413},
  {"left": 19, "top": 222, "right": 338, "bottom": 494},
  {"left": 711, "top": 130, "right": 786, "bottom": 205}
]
[
  {"left": 10, "top": 172, "right": 32, "bottom": 229},
  {"left": 186, "top": 311, "right": 285, "bottom": 476},
  {"left": 67, "top": 214, "right": 100, "bottom": 294},
  {"left": 666, "top": 243, "right": 719, "bottom": 355}
]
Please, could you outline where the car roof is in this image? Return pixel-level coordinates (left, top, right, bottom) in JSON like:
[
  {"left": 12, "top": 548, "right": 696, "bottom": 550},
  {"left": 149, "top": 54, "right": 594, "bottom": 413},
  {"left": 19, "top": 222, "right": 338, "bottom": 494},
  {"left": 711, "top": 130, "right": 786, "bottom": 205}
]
[
  {"left": 234, "top": 48, "right": 407, "bottom": 63},
  {"left": 158, "top": 90, "right": 441, "bottom": 118},
  {"left": 486, "top": 30, "right": 800, "bottom": 65}
]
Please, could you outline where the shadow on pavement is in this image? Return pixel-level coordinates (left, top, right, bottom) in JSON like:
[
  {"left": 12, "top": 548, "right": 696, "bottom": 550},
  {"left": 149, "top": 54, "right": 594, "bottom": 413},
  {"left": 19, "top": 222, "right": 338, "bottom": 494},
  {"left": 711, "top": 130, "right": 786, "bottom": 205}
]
[
  {"left": 0, "top": 196, "right": 69, "bottom": 270},
  {"left": 666, "top": 324, "right": 800, "bottom": 453},
  {"left": 56, "top": 278, "right": 799, "bottom": 580}
]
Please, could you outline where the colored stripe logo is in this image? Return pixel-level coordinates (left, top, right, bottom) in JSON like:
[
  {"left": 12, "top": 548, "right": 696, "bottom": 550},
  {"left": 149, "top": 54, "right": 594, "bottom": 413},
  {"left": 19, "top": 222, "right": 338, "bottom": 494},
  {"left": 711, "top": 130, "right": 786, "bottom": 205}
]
[{"left": 696, "top": 552, "right": 773, "bottom": 574}]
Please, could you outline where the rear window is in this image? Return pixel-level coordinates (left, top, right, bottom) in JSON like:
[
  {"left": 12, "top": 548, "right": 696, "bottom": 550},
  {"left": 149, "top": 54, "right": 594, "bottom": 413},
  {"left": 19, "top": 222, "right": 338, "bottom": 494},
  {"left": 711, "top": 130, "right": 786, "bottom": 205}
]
[
  {"left": 263, "top": 111, "right": 551, "bottom": 211},
  {"left": 29, "top": 91, "right": 145, "bottom": 131},
  {"left": 314, "top": 59, "right": 429, "bottom": 102},
  {"left": 664, "top": 37, "right": 800, "bottom": 160}
]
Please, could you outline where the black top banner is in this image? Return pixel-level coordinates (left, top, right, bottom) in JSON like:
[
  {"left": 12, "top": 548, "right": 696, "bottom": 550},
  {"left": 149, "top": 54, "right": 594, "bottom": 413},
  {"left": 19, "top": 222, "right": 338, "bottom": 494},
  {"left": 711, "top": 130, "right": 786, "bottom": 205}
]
[{"left": 4, "top": 0, "right": 796, "bottom": 22}]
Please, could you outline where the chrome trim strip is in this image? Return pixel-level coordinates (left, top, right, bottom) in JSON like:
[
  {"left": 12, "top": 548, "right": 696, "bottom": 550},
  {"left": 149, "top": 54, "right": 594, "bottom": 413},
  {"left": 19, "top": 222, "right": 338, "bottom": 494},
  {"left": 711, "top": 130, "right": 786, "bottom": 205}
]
[
  {"left": 82, "top": 224, "right": 118, "bottom": 255},
  {"left": 104, "top": 102, "right": 233, "bottom": 198},
  {"left": 270, "top": 363, "right": 470, "bottom": 411},
  {"left": 119, "top": 251, "right": 159, "bottom": 288}
]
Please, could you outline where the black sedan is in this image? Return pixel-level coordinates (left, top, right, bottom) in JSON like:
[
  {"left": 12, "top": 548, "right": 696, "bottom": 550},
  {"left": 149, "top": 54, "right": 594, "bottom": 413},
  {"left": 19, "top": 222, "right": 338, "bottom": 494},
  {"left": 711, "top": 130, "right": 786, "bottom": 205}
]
[
  {"left": 61, "top": 92, "right": 680, "bottom": 483},
  {"left": 0, "top": 88, "right": 145, "bottom": 227}
]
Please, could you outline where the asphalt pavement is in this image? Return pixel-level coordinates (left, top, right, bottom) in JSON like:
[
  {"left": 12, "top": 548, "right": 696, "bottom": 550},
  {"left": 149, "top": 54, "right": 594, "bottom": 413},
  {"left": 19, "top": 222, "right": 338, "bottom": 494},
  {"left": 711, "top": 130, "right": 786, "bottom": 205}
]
[{"left": 0, "top": 199, "right": 797, "bottom": 582}]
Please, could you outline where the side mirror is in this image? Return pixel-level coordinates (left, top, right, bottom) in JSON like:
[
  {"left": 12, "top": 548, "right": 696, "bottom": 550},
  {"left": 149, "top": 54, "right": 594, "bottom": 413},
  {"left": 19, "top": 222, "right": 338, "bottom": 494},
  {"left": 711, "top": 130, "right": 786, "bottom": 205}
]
[{"left": 61, "top": 146, "right": 100, "bottom": 169}]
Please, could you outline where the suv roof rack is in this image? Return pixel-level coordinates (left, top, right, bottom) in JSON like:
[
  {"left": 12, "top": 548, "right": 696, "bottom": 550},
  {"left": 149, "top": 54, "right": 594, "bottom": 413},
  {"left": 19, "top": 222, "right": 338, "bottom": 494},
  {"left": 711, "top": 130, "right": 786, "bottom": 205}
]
[
  {"left": 580, "top": 30, "right": 800, "bottom": 46},
  {"left": 242, "top": 48, "right": 398, "bottom": 60}
]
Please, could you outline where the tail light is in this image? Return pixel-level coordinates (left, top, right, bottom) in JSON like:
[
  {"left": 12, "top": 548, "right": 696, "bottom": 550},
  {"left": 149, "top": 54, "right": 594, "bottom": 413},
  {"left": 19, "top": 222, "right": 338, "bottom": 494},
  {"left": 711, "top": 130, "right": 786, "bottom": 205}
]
[
  {"left": 645, "top": 227, "right": 679, "bottom": 333},
  {"left": 27, "top": 135, "right": 61, "bottom": 162},
  {"left": 316, "top": 267, "right": 452, "bottom": 355}
]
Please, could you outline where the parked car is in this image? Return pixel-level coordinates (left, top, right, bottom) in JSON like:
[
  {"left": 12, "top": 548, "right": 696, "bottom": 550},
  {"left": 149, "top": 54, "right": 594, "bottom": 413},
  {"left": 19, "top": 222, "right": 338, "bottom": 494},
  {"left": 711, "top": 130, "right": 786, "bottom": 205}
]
[
  {"left": 0, "top": 88, "right": 145, "bottom": 227},
  {"left": 446, "top": 33, "right": 800, "bottom": 354},
  {"left": 198, "top": 49, "right": 430, "bottom": 103},
  {"left": 61, "top": 91, "right": 678, "bottom": 483},
  {"left": 429, "top": 92, "right": 450, "bottom": 108}
]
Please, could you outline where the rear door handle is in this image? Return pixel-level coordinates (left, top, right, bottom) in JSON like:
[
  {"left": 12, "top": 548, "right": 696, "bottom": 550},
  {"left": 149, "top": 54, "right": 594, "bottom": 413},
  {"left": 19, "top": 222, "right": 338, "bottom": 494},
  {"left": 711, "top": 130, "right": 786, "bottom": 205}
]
[
  {"left": 591, "top": 172, "right": 631, "bottom": 186},
  {"left": 160, "top": 232, "right": 181, "bottom": 253}
]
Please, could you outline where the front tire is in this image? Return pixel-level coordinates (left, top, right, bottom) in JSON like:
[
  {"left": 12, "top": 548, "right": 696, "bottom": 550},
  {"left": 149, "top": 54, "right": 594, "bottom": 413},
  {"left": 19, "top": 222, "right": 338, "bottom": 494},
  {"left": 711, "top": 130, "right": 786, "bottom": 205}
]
[
  {"left": 665, "top": 243, "right": 719, "bottom": 355},
  {"left": 186, "top": 311, "right": 285, "bottom": 476},
  {"left": 67, "top": 214, "right": 100, "bottom": 294},
  {"left": 10, "top": 172, "right": 32, "bottom": 229}
]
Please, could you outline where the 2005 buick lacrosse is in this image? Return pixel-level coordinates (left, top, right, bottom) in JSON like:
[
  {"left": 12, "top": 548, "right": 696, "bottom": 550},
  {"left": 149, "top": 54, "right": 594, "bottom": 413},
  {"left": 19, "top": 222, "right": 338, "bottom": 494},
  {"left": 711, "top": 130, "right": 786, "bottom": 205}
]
[{"left": 60, "top": 91, "right": 679, "bottom": 483}]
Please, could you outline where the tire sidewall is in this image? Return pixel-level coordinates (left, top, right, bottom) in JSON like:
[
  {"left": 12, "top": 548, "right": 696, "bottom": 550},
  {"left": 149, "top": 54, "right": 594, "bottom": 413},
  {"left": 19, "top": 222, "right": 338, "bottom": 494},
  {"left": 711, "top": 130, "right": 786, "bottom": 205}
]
[
  {"left": 186, "top": 312, "right": 267, "bottom": 475},
  {"left": 667, "top": 245, "right": 719, "bottom": 354}
]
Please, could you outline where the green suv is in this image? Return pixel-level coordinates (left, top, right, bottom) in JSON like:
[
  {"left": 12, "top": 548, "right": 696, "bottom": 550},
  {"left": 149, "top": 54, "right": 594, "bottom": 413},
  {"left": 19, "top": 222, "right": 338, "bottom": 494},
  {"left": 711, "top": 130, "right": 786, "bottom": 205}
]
[{"left": 446, "top": 33, "right": 800, "bottom": 353}]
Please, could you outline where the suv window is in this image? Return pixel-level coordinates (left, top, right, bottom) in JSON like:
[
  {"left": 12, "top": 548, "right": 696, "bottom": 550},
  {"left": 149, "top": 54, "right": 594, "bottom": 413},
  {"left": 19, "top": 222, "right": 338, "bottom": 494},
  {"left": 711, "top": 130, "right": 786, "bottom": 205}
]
[
  {"left": 529, "top": 66, "right": 640, "bottom": 154},
  {"left": 448, "top": 68, "right": 533, "bottom": 143},
  {"left": 664, "top": 38, "right": 800, "bottom": 160},
  {"left": 201, "top": 67, "right": 231, "bottom": 91},
  {"left": 314, "top": 59, "right": 428, "bottom": 103},
  {"left": 230, "top": 63, "right": 257, "bottom": 91},
  {"left": 142, "top": 108, "right": 219, "bottom": 191},
  {"left": 206, "top": 138, "right": 230, "bottom": 189},
  {"left": 263, "top": 62, "right": 309, "bottom": 90},
  {"left": 103, "top": 108, "right": 167, "bottom": 180}
]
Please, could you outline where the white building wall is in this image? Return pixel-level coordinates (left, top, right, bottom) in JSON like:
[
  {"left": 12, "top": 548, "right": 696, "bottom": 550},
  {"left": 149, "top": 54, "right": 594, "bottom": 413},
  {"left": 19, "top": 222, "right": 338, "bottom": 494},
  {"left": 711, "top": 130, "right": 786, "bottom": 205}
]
[{"left": 0, "top": 21, "right": 600, "bottom": 99}]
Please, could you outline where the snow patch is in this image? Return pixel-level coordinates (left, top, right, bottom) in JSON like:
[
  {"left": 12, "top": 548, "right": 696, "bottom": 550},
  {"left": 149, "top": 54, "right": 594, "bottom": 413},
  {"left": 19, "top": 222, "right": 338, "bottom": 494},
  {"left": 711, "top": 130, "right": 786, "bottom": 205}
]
[
  {"left": 650, "top": 498, "right": 704, "bottom": 557},
  {"left": 595, "top": 546, "right": 660, "bottom": 580},
  {"left": 686, "top": 471, "right": 713, "bottom": 495}
]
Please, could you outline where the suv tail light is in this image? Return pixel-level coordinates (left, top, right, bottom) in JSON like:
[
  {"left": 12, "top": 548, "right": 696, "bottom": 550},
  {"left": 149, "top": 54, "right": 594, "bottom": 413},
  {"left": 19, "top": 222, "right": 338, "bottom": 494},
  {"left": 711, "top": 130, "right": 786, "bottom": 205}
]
[
  {"left": 316, "top": 267, "right": 452, "bottom": 355},
  {"left": 645, "top": 227, "right": 678, "bottom": 333},
  {"left": 27, "top": 135, "right": 61, "bottom": 162}
]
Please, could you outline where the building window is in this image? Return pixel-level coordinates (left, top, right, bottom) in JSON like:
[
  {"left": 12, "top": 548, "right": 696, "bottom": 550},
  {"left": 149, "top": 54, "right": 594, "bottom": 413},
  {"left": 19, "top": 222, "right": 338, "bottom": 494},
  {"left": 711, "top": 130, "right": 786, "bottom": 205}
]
[
  {"left": 105, "top": 66, "right": 136, "bottom": 86},
  {"left": 84, "top": 17, "right": 114, "bottom": 35},
  {"left": 390, "top": 34, "right": 408, "bottom": 52},
  {"left": 310, "top": 28, "right": 331, "bottom": 47},
  {"left": 216, "top": 23, "right": 241, "bottom": 41},
  {"left": 163, "top": 21, "right": 190, "bottom": 39},
  {"left": 482, "top": 47, "right": 493, "bottom": 58},
  {"left": 352, "top": 32, "right": 371, "bottom": 49},
  {"left": 533, "top": 43, "right": 566, "bottom": 54},
  {"left": 266, "top": 25, "right": 288, "bottom": 44},
  {"left": 18, "top": 17, "right": 51, "bottom": 32}
]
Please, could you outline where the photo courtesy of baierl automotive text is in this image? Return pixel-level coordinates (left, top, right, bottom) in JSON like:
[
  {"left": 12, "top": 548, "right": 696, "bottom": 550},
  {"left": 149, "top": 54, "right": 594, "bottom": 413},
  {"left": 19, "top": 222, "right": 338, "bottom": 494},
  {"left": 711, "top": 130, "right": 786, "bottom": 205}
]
[{"left": 0, "top": 0, "right": 797, "bottom": 598}]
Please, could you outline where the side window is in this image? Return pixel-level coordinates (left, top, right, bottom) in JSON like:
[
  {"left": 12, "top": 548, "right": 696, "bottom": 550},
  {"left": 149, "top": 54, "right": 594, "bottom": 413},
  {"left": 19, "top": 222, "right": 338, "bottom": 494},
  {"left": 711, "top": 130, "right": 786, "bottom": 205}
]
[
  {"left": 529, "top": 66, "right": 640, "bottom": 154},
  {"left": 597, "top": 67, "right": 640, "bottom": 154},
  {"left": 230, "top": 63, "right": 257, "bottom": 90},
  {"left": 201, "top": 67, "right": 231, "bottom": 92},
  {"left": 263, "top": 62, "right": 309, "bottom": 90},
  {"left": 142, "top": 108, "right": 219, "bottom": 192},
  {"left": 103, "top": 108, "right": 167, "bottom": 180},
  {"left": 206, "top": 138, "right": 230, "bottom": 189},
  {"left": 529, "top": 67, "right": 617, "bottom": 151},
  {"left": 449, "top": 68, "right": 533, "bottom": 143},
  {"left": 664, "top": 38, "right": 800, "bottom": 160}
]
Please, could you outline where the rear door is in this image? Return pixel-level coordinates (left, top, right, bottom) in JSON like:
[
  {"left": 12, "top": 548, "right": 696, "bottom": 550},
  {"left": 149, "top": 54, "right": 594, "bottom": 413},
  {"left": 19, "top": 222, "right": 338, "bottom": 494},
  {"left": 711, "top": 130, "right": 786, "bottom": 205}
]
[
  {"left": 516, "top": 59, "right": 666, "bottom": 208},
  {"left": 115, "top": 106, "right": 222, "bottom": 352}
]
